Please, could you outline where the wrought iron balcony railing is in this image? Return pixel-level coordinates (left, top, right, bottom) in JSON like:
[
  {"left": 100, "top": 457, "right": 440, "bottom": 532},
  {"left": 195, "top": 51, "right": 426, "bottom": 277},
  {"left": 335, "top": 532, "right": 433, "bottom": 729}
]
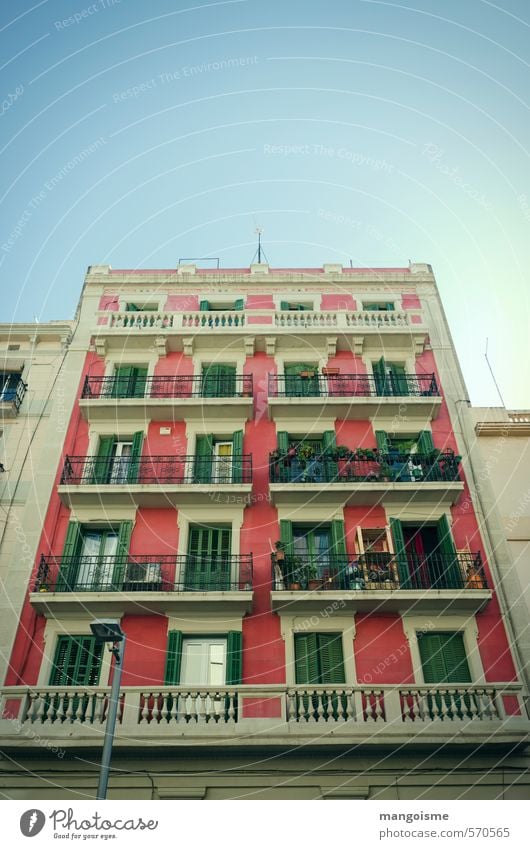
[
  {"left": 268, "top": 372, "right": 439, "bottom": 398},
  {"left": 0, "top": 376, "right": 27, "bottom": 412},
  {"left": 269, "top": 451, "right": 461, "bottom": 484},
  {"left": 81, "top": 374, "right": 253, "bottom": 400},
  {"left": 271, "top": 552, "right": 487, "bottom": 592},
  {"left": 34, "top": 553, "right": 253, "bottom": 593},
  {"left": 60, "top": 454, "right": 253, "bottom": 485}
]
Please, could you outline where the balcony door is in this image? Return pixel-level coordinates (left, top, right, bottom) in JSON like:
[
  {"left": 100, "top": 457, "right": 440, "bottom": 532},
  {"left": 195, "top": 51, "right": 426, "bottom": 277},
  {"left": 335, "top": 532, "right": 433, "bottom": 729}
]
[
  {"left": 373, "top": 357, "right": 409, "bottom": 396},
  {"left": 201, "top": 364, "right": 236, "bottom": 398},
  {"left": 185, "top": 525, "right": 231, "bottom": 590},
  {"left": 76, "top": 530, "right": 118, "bottom": 590},
  {"left": 293, "top": 527, "right": 331, "bottom": 581},
  {"left": 0, "top": 371, "right": 21, "bottom": 401},
  {"left": 212, "top": 442, "right": 233, "bottom": 482},
  {"left": 180, "top": 639, "right": 227, "bottom": 686},
  {"left": 284, "top": 363, "right": 320, "bottom": 397}
]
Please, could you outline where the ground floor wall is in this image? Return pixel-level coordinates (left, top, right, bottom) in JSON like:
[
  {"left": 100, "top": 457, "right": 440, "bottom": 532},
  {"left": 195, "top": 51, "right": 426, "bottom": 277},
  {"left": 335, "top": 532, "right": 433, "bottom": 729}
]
[{"left": 2, "top": 748, "right": 529, "bottom": 800}]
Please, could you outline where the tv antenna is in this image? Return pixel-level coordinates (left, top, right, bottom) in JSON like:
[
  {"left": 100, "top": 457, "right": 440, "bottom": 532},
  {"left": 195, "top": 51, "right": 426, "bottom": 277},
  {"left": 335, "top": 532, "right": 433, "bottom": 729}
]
[
  {"left": 251, "top": 227, "right": 269, "bottom": 265},
  {"left": 485, "top": 338, "right": 506, "bottom": 407}
]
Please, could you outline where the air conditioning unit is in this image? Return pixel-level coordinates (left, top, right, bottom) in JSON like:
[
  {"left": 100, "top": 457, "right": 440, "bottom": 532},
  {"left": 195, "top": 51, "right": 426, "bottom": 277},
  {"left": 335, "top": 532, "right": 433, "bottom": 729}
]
[{"left": 125, "top": 563, "right": 162, "bottom": 586}]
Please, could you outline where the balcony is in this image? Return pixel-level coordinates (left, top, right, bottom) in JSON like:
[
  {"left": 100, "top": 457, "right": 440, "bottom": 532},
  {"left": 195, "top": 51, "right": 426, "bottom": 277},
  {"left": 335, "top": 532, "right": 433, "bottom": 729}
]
[
  {"left": 93, "top": 309, "right": 427, "bottom": 354},
  {"left": 58, "top": 454, "right": 253, "bottom": 508},
  {"left": 268, "top": 373, "right": 442, "bottom": 420},
  {"left": 30, "top": 553, "right": 253, "bottom": 615},
  {"left": 269, "top": 451, "right": 464, "bottom": 506},
  {"left": 79, "top": 374, "right": 254, "bottom": 423},
  {"left": 271, "top": 552, "right": 491, "bottom": 614},
  {"left": 0, "top": 376, "right": 27, "bottom": 418},
  {"left": 1, "top": 683, "right": 527, "bottom": 751}
]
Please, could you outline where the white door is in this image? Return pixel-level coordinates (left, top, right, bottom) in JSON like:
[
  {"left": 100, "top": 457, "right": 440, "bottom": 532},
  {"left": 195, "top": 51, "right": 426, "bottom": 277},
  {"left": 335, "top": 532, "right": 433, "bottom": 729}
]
[
  {"left": 180, "top": 639, "right": 227, "bottom": 716},
  {"left": 77, "top": 531, "right": 118, "bottom": 588},
  {"left": 109, "top": 441, "right": 133, "bottom": 483},
  {"left": 213, "top": 442, "right": 232, "bottom": 483}
]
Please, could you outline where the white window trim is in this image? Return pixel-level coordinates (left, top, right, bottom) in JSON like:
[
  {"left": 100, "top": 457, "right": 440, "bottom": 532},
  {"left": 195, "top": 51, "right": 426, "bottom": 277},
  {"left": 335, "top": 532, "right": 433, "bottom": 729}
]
[
  {"left": 280, "top": 614, "right": 357, "bottom": 685},
  {"left": 272, "top": 294, "right": 319, "bottom": 311},
  {"left": 104, "top": 355, "right": 157, "bottom": 380},
  {"left": 86, "top": 424, "right": 146, "bottom": 456},
  {"left": 176, "top": 505, "right": 245, "bottom": 586},
  {"left": 401, "top": 614, "right": 483, "bottom": 684}
]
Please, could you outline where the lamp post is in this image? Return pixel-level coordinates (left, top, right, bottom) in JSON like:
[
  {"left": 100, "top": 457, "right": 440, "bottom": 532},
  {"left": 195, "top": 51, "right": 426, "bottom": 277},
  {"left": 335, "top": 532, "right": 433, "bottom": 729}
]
[{"left": 90, "top": 619, "right": 126, "bottom": 801}]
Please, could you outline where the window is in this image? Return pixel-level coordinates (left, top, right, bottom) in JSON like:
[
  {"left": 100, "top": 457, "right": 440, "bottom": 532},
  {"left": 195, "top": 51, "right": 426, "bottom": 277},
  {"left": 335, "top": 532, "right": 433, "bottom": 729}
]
[
  {"left": 363, "top": 301, "right": 395, "bottom": 311},
  {"left": 194, "top": 431, "right": 244, "bottom": 483},
  {"left": 294, "top": 633, "right": 345, "bottom": 684},
  {"left": 57, "top": 520, "right": 133, "bottom": 591},
  {"left": 417, "top": 631, "right": 472, "bottom": 718},
  {"left": 390, "top": 516, "right": 462, "bottom": 589},
  {"left": 125, "top": 302, "right": 158, "bottom": 312},
  {"left": 0, "top": 371, "right": 22, "bottom": 402},
  {"left": 201, "top": 364, "right": 237, "bottom": 397},
  {"left": 199, "top": 299, "right": 244, "bottom": 311},
  {"left": 372, "top": 357, "right": 409, "bottom": 395},
  {"left": 185, "top": 524, "right": 231, "bottom": 590},
  {"left": 91, "top": 432, "right": 143, "bottom": 484},
  {"left": 280, "top": 301, "right": 312, "bottom": 311},
  {"left": 164, "top": 630, "right": 242, "bottom": 685},
  {"left": 275, "top": 430, "right": 336, "bottom": 483},
  {"left": 283, "top": 363, "right": 319, "bottom": 397},
  {"left": 374, "top": 430, "right": 435, "bottom": 482},
  {"left": 111, "top": 365, "right": 148, "bottom": 398},
  {"left": 49, "top": 636, "right": 103, "bottom": 687}
]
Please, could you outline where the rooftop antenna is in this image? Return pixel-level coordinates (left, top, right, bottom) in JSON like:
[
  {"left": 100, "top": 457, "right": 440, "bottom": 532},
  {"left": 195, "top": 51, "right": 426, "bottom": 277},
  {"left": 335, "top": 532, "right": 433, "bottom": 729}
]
[
  {"left": 485, "top": 338, "right": 506, "bottom": 408},
  {"left": 251, "top": 227, "right": 269, "bottom": 265}
]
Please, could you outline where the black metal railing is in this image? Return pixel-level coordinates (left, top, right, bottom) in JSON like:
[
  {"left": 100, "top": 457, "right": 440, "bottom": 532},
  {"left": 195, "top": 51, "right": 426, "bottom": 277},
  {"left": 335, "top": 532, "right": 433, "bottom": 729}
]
[
  {"left": 82, "top": 374, "right": 253, "bottom": 400},
  {"left": 268, "top": 373, "right": 439, "bottom": 398},
  {"left": 60, "top": 454, "right": 253, "bottom": 485},
  {"left": 269, "top": 451, "right": 461, "bottom": 484},
  {"left": 271, "top": 552, "right": 487, "bottom": 592},
  {"left": 34, "top": 553, "right": 253, "bottom": 593},
  {"left": 0, "top": 376, "right": 28, "bottom": 411}
]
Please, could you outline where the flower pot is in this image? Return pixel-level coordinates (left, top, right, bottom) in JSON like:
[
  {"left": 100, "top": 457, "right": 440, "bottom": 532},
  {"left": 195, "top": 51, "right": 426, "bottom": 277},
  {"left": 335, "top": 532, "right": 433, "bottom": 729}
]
[
  {"left": 300, "top": 371, "right": 315, "bottom": 378},
  {"left": 289, "top": 582, "right": 301, "bottom": 590},
  {"left": 308, "top": 579, "right": 322, "bottom": 590},
  {"left": 322, "top": 368, "right": 339, "bottom": 376}
]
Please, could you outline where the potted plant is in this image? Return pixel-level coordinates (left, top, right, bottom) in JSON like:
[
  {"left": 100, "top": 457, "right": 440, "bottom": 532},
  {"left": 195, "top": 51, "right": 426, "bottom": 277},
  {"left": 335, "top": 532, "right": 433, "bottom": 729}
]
[
  {"left": 300, "top": 370, "right": 315, "bottom": 379},
  {"left": 38, "top": 584, "right": 49, "bottom": 593},
  {"left": 297, "top": 443, "right": 315, "bottom": 467},
  {"left": 307, "top": 561, "right": 322, "bottom": 591},
  {"left": 322, "top": 367, "right": 339, "bottom": 376},
  {"left": 288, "top": 557, "right": 304, "bottom": 590},
  {"left": 274, "top": 540, "right": 285, "bottom": 562},
  {"left": 335, "top": 445, "right": 350, "bottom": 459}
]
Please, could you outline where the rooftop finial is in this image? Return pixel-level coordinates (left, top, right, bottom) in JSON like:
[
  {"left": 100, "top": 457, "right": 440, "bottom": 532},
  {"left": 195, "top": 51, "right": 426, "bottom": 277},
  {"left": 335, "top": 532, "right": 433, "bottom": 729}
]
[{"left": 251, "top": 227, "right": 269, "bottom": 266}]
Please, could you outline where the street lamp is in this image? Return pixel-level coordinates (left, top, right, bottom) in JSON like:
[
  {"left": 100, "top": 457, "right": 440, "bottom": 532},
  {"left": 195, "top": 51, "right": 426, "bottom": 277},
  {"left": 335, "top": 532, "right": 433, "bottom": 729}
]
[{"left": 90, "top": 619, "right": 126, "bottom": 801}]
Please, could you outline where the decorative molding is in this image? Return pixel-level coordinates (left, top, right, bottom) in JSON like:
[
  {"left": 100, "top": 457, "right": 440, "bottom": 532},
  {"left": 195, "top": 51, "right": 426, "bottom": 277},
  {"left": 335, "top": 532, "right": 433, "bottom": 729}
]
[
  {"left": 265, "top": 336, "right": 277, "bottom": 356},
  {"left": 94, "top": 337, "right": 107, "bottom": 358},
  {"left": 352, "top": 336, "right": 364, "bottom": 355},
  {"left": 154, "top": 336, "right": 168, "bottom": 358},
  {"left": 326, "top": 336, "right": 338, "bottom": 357},
  {"left": 182, "top": 337, "right": 194, "bottom": 357},
  {"left": 244, "top": 336, "right": 256, "bottom": 357}
]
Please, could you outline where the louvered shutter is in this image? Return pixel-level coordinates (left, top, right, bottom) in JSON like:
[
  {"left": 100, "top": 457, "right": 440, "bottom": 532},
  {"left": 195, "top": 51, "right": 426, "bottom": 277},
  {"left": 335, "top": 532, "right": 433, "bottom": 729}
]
[
  {"left": 372, "top": 357, "right": 387, "bottom": 395},
  {"left": 318, "top": 633, "right": 345, "bottom": 684},
  {"left": 164, "top": 631, "right": 183, "bottom": 685},
  {"left": 436, "top": 514, "right": 461, "bottom": 587},
  {"left": 49, "top": 636, "right": 102, "bottom": 686},
  {"left": 128, "top": 431, "right": 144, "bottom": 483},
  {"left": 194, "top": 434, "right": 213, "bottom": 483},
  {"left": 389, "top": 517, "right": 411, "bottom": 588},
  {"left": 92, "top": 436, "right": 114, "bottom": 484},
  {"left": 294, "top": 634, "right": 319, "bottom": 684},
  {"left": 417, "top": 430, "right": 435, "bottom": 455},
  {"left": 232, "top": 429, "right": 244, "bottom": 483},
  {"left": 280, "top": 301, "right": 290, "bottom": 310},
  {"left": 322, "top": 430, "right": 337, "bottom": 479},
  {"left": 57, "top": 521, "right": 82, "bottom": 590},
  {"left": 112, "top": 365, "right": 133, "bottom": 398},
  {"left": 199, "top": 300, "right": 210, "bottom": 311},
  {"left": 111, "top": 520, "right": 133, "bottom": 588},
  {"left": 330, "top": 519, "right": 347, "bottom": 587},
  {"left": 226, "top": 631, "right": 243, "bottom": 684},
  {"left": 233, "top": 299, "right": 244, "bottom": 311},
  {"left": 375, "top": 430, "right": 389, "bottom": 453}
]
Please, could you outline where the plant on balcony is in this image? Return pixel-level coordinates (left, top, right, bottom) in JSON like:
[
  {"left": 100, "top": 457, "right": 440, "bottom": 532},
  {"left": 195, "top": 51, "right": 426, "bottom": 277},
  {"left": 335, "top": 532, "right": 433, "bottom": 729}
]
[
  {"left": 287, "top": 557, "right": 306, "bottom": 590},
  {"left": 299, "top": 370, "right": 316, "bottom": 378},
  {"left": 306, "top": 561, "right": 323, "bottom": 590},
  {"left": 296, "top": 443, "right": 315, "bottom": 467},
  {"left": 274, "top": 540, "right": 285, "bottom": 562},
  {"left": 334, "top": 445, "right": 351, "bottom": 459}
]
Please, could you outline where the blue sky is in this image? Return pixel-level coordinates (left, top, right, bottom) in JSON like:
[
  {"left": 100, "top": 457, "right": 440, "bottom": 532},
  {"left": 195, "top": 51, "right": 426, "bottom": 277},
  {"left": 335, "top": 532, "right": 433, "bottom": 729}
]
[{"left": 1, "top": 0, "right": 529, "bottom": 406}]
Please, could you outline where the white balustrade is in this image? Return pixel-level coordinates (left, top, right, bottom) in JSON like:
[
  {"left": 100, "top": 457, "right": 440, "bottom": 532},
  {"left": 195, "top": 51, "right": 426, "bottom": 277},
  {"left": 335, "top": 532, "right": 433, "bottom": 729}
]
[
  {"left": 18, "top": 688, "right": 122, "bottom": 725},
  {"left": 346, "top": 310, "right": 410, "bottom": 328},
  {"left": 400, "top": 687, "right": 500, "bottom": 722},
  {"left": 274, "top": 312, "right": 338, "bottom": 329},
  {"left": 138, "top": 689, "right": 238, "bottom": 724}
]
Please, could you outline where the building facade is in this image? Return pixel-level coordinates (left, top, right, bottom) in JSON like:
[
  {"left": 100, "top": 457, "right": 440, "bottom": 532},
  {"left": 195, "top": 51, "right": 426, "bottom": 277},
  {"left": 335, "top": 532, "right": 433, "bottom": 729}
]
[
  {"left": 0, "top": 263, "right": 528, "bottom": 800},
  {"left": 471, "top": 407, "right": 530, "bottom": 620}
]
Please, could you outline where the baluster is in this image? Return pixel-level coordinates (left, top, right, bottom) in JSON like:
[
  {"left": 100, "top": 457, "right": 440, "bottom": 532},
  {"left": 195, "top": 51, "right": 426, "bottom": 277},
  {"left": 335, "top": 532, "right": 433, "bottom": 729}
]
[
  {"left": 34, "top": 693, "right": 46, "bottom": 723},
  {"left": 410, "top": 691, "right": 421, "bottom": 722},
  {"left": 177, "top": 692, "right": 188, "bottom": 723},
  {"left": 374, "top": 691, "right": 384, "bottom": 723},
  {"left": 345, "top": 689, "right": 355, "bottom": 722},
  {"left": 364, "top": 691, "right": 374, "bottom": 722},
  {"left": 467, "top": 691, "right": 479, "bottom": 721},
  {"left": 160, "top": 693, "right": 169, "bottom": 722},
  {"left": 429, "top": 690, "right": 440, "bottom": 721},
  {"left": 306, "top": 691, "right": 316, "bottom": 723},
  {"left": 486, "top": 689, "right": 499, "bottom": 720},
  {"left": 45, "top": 693, "right": 56, "bottom": 724},
  {"left": 75, "top": 693, "right": 85, "bottom": 723},
  {"left": 196, "top": 691, "right": 206, "bottom": 723},
  {"left": 151, "top": 693, "right": 161, "bottom": 724},
  {"left": 93, "top": 692, "right": 104, "bottom": 724},
  {"left": 316, "top": 690, "right": 325, "bottom": 722},
  {"left": 448, "top": 690, "right": 460, "bottom": 720},
  {"left": 64, "top": 693, "right": 75, "bottom": 723},
  {"left": 140, "top": 693, "right": 150, "bottom": 724},
  {"left": 287, "top": 691, "right": 296, "bottom": 722},
  {"left": 439, "top": 689, "right": 449, "bottom": 721},
  {"left": 401, "top": 690, "right": 411, "bottom": 722},
  {"left": 336, "top": 690, "right": 344, "bottom": 722},
  {"left": 227, "top": 692, "right": 236, "bottom": 723}
]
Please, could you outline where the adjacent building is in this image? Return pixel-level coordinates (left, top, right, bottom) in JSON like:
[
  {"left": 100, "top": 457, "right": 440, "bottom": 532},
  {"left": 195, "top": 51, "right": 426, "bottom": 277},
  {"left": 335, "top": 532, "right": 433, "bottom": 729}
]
[{"left": 0, "top": 262, "right": 528, "bottom": 800}]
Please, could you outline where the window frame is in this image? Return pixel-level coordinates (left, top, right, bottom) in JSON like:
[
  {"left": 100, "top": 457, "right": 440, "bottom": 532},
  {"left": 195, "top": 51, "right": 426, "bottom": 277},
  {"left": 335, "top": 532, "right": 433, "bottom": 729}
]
[{"left": 401, "top": 615, "right": 484, "bottom": 684}]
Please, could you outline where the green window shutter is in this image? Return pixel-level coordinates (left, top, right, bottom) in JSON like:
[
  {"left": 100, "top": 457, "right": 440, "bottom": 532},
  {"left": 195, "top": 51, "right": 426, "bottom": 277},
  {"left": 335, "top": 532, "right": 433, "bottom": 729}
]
[
  {"left": 112, "top": 365, "right": 133, "bottom": 398},
  {"left": 232, "top": 429, "right": 244, "bottom": 483},
  {"left": 164, "top": 631, "right": 183, "bottom": 685},
  {"left": 111, "top": 520, "right": 133, "bottom": 588},
  {"left": 131, "top": 366, "right": 148, "bottom": 398},
  {"left": 57, "top": 521, "right": 82, "bottom": 590},
  {"left": 294, "top": 633, "right": 319, "bottom": 684},
  {"left": 49, "top": 636, "right": 103, "bottom": 687},
  {"left": 202, "top": 364, "right": 236, "bottom": 397},
  {"left": 417, "top": 430, "right": 434, "bottom": 455},
  {"left": 330, "top": 519, "right": 347, "bottom": 580},
  {"left": 322, "top": 430, "right": 337, "bottom": 479},
  {"left": 277, "top": 431, "right": 289, "bottom": 455},
  {"left": 436, "top": 514, "right": 461, "bottom": 586},
  {"left": 128, "top": 431, "right": 144, "bottom": 483},
  {"left": 226, "top": 631, "right": 243, "bottom": 684},
  {"left": 318, "top": 633, "right": 345, "bottom": 684},
  {"left": 418, "top": 632, "right": 471, "bottom": 683},
  {"left": 194, "top": 434, "right": 213, "bottom": 483},
  {"left": 386, "top": 302, "right": 395, "bottom": 311},
  {"left": 233, "top": 298, "right": 244, "bottom": 311},
  {"left": 373, "top": 356, "right": 387, "bottom": 395},
  {"left": 389, "top": 363, "right": 409, "bottom": 396},
  {"left": 280, "top": 301, "right": 290, "bottom": 310},
  {"left": 364, "top": 303, "right": 378, "bottom": 311},
  {"left": 92, "top": 436, "right": 115, "bottom": 484},
  {"left": 389, "top": 517, "right": 411, "bottom": 588},
  {"left": 199, "top": 300, "right": 210, "bottom": 311},
  {"left": 279, "top": 519, "right": 294, "bottom": 556},
  {"left": 375, "top": 430, "right": 389, "bottom": 453}
]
